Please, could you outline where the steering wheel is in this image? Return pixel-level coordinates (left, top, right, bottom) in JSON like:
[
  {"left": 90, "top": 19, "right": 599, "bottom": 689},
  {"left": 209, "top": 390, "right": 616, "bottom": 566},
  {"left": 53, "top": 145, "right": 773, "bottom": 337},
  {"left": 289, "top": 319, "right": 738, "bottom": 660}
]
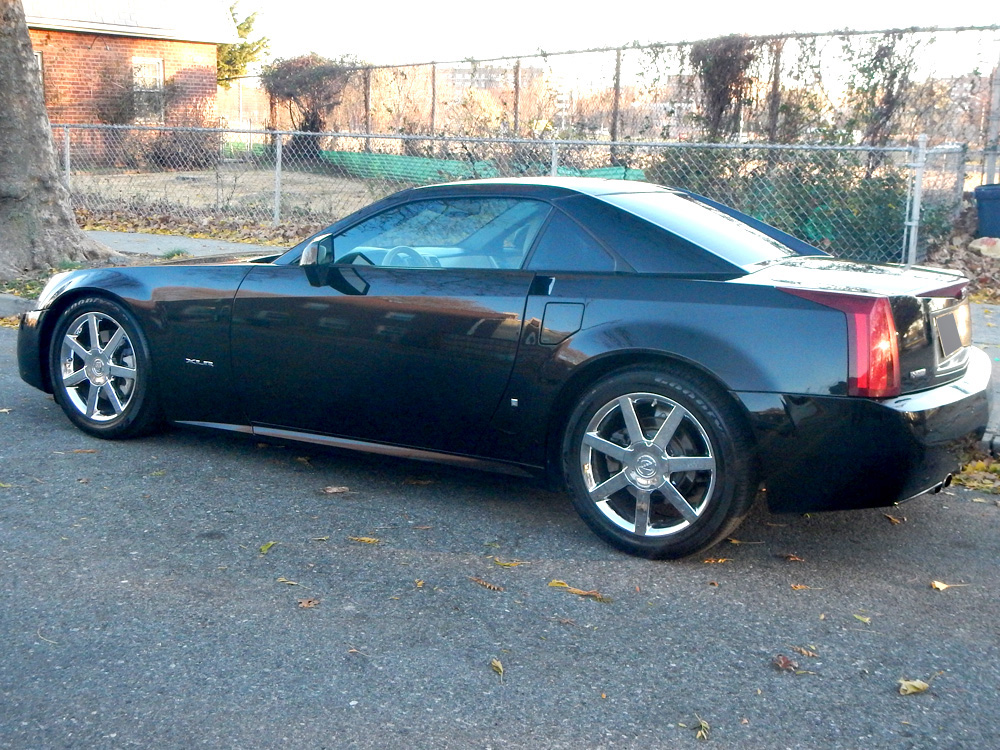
[{"left": 383, "top": 246, "right": 430, "bottom": 267}]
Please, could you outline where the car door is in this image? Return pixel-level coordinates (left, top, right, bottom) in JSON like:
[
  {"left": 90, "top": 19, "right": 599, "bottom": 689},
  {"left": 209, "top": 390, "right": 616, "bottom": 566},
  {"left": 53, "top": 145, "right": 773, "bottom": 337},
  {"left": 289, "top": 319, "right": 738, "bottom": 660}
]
[{"left": 230, "top": 196, "right": 550, "bottom": 455}]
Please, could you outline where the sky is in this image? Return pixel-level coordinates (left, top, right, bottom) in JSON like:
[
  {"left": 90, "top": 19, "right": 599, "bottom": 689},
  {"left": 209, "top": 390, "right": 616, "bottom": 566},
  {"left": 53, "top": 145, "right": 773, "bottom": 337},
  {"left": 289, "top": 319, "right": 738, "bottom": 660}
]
[{"left": 240, "top": 0, "right": 998, "bottom": 68}]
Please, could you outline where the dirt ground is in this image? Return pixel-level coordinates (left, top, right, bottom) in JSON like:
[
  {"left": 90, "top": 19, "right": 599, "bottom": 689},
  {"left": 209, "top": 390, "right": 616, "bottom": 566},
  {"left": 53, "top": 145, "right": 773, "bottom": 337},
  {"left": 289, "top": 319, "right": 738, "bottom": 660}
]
[{"left": 69, "top": 166, "right": 394, "bottom": 225}]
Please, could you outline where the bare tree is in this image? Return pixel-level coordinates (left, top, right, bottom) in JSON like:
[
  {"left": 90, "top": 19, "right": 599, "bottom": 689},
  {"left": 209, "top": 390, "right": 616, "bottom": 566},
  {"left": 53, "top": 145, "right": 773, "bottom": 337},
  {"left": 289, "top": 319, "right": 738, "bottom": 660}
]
[{"left": 0, "top": 0, "right": 111, "bottom": 283}]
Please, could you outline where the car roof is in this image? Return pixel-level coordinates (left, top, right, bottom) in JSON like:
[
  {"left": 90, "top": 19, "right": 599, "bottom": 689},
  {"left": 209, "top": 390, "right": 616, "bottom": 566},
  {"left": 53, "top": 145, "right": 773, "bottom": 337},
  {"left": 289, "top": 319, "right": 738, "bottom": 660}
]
[{"left": 411, "top": 176, "right": 677, "bottom": 199}]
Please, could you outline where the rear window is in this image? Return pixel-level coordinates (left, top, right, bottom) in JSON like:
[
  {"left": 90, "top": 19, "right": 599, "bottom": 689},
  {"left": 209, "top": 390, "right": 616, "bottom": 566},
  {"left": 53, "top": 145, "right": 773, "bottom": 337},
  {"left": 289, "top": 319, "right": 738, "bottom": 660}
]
[{"left": 597, "top": 191, "right": 795, "bottom": 268}]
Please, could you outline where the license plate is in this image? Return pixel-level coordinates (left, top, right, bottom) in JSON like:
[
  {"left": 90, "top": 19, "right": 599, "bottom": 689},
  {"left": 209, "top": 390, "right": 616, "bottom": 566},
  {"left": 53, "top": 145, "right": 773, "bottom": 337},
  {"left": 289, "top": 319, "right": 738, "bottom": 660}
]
[{"left": 937, "top": 311, "right": 962, "bottom": 358}]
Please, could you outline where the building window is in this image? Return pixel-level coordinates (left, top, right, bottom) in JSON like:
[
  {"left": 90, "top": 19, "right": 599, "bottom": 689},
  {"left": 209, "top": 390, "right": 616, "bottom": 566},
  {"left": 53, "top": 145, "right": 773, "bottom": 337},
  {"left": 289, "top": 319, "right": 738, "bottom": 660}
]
[
  {"left": 131, "top": 57, "right": 164, "bottom": 122},
  {"left": 33, "top": 51, "right": 43, "bottom": 81}
]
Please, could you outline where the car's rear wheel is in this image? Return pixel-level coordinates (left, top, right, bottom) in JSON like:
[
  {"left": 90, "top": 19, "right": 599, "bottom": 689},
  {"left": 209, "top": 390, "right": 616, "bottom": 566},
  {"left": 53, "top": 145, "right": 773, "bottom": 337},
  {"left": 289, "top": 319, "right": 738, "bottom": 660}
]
[
  {"left": 563, "top": 367, "right": 755, "bottom": 559},
  {"left": 49, "top": 297, "right": 160, "bottom": 439}
]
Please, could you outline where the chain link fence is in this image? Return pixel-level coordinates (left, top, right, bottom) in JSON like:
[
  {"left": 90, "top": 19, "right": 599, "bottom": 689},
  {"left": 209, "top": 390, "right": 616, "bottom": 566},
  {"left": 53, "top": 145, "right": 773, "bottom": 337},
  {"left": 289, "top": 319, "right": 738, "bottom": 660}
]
[{"left": 54, "top": 123, "right": 973, "bottom": 263}]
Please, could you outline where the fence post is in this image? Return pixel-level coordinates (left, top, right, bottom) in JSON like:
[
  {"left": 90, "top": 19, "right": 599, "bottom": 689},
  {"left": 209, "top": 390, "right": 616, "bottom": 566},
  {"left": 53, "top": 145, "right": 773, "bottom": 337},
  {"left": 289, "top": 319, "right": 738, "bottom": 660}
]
[
  {"left": 611, "top": 48, "right": 622, "bottom": 143},
  {"left": 364, "top": 68, "right": 373, "bottom": 152},
  {"left": 513, "top": 59, "right": 521, "bottom": 137},
  {"left": 273, "top": 133, "right": 283, "bottom": 226},
  {"left": 550, "top": 141, "right": 559, "bottom": 176},
  {"left": 430, "top": 64, "right": 437, "bottom": 134},
  {"left": 62, "top": 127, "right": 71, "bottom": 190},
  {"left": 905, "top": 134, "right": 927, "bottom": 268},
  {"left": 953, "top": 145, "right": 968, "bottom": 218}
]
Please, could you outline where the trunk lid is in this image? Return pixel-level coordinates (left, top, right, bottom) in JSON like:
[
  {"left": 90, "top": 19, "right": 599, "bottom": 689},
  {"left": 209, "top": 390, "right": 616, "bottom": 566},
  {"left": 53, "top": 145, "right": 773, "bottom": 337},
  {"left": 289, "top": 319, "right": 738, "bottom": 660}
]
[{"left": 737, "top": 257, "right": 972, "bottom": 395}]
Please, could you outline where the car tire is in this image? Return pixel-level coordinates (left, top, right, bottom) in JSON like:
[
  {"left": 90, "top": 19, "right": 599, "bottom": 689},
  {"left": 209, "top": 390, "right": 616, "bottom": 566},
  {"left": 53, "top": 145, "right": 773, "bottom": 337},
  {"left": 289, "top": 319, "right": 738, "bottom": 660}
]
[
  {"left": 49, "top": 296, "right": 161, "bottom": 439},
  {"left": 563, "top": 366, "right": 756, "bottom": 559}
]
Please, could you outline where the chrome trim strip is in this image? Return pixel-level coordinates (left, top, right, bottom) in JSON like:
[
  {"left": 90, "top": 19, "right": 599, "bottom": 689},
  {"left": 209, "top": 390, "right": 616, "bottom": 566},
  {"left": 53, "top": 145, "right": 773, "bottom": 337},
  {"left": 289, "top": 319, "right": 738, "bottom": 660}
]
[
  {"left": 253, "top": 426, "right": 535, "bottom": 478},
  {"left": 176, "top": 420, "right": 254, "bottom": 434}
]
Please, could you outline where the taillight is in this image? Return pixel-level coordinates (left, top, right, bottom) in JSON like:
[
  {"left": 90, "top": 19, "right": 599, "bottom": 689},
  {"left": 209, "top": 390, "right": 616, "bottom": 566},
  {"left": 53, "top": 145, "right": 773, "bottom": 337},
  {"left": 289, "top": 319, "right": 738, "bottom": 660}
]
[{"left": 781, "top": 288, "right": 901, "bottom": 398}]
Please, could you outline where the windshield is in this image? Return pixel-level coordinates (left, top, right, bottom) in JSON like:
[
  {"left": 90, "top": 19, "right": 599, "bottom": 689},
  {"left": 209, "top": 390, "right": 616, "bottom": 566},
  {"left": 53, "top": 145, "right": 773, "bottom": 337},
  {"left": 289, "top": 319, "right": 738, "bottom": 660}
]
[{"left": 598, "top": 191, "right": 797, "bottom": 268}]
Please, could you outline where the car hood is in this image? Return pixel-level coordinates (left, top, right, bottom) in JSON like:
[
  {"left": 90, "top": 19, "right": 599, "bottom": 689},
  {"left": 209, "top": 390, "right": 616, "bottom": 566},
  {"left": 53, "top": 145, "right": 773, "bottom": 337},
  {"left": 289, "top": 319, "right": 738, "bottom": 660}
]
[
  {"left": 734, "top": 256, "right": 967, "bottom": 297},
  {"left": 159, "top": 251, "right": 281, "bottom": 266}
]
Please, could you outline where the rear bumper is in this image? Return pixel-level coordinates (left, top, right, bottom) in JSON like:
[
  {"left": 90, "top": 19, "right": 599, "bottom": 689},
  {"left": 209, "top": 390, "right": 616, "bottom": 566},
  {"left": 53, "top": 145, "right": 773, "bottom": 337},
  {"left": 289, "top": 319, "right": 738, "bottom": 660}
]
[{"left": 739, "top": 346, "right": 992, "bottom": 513}]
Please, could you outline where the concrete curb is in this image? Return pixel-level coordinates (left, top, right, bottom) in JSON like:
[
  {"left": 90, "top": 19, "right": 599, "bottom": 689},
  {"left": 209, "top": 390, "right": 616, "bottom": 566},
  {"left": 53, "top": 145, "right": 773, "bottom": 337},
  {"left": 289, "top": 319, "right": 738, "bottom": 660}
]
[{"left": 0, "top": 293, "right": 33, "bottom": 318}]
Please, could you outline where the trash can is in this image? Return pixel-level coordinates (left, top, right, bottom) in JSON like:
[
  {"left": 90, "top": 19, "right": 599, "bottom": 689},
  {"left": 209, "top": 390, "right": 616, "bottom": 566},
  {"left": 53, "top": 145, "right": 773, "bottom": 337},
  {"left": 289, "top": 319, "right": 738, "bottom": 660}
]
[{"left": 976, "top": 184, "right": 1000, "bottom": 238}]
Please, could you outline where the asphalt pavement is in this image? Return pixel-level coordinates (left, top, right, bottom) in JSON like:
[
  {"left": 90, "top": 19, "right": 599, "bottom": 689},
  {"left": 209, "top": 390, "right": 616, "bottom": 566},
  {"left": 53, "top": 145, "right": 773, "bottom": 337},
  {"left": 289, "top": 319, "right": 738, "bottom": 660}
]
[{"left": 2, "top": 240, "right": 1000, "bottom": 747}]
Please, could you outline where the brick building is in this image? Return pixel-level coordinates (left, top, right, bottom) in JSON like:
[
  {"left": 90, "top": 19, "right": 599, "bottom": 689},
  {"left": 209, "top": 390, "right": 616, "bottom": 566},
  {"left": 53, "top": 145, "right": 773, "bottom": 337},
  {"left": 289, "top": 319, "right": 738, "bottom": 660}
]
[{"left": 24, "top": 0, "right": 236, "bottom": 126}]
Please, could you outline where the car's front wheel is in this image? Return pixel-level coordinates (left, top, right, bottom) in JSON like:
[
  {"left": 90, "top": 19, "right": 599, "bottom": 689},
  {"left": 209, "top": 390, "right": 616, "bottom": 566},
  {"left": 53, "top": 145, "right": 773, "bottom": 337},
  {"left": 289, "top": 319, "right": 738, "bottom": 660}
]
[
  {"left": 49, "top": 296, "right": 160, "bottom": 439},
  {"left": 563, "top": 367, "right": 756, "bottom": 559}
]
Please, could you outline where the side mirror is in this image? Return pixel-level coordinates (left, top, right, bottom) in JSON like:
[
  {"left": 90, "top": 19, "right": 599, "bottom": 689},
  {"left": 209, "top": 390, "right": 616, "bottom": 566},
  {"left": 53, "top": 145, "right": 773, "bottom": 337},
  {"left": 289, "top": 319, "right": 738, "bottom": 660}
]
[
  {"left": 299, "top": 234, "right": 333, "bottom": 266},
  {"left": 299, "top": 241, "right": 320, "bottom": 266}
]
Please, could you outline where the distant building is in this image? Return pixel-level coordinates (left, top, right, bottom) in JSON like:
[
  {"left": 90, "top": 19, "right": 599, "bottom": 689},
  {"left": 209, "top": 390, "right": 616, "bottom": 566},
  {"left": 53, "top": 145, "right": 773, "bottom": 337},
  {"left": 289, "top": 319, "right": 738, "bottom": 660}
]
[{"left": 24, "top": 0, "right": 236, "bottom": 125}]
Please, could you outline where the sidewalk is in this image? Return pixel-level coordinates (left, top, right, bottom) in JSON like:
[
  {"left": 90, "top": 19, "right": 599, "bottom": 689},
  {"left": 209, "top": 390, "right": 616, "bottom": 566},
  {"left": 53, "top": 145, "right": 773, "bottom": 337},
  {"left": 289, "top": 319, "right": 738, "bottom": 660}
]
[{"left": 84, "top": 229, "right": 275, "bottom": 258}]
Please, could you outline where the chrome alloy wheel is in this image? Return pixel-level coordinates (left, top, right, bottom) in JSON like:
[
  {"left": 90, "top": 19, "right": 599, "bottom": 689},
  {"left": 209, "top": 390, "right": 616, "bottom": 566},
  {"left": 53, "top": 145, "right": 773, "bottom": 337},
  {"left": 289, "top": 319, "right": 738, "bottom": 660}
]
[
  {"left": 58, "top": 311, "right": 138, "bottom": 423},
  {"left": 579, "top": 392, "right": 716, "bottom": 537}
]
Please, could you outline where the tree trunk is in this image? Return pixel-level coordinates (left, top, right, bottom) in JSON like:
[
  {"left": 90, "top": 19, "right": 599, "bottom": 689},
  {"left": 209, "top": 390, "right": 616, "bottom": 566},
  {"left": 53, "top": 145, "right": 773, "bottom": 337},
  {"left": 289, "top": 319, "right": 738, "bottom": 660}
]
[{"left": 0, "top": 0, "right": 113, "bottom": 283}]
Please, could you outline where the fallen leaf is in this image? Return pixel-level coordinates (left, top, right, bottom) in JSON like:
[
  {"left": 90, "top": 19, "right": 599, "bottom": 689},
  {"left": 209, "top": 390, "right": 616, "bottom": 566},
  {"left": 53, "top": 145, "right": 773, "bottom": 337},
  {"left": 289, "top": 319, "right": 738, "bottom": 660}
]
[
  {"left": 404, "top": 477, "right": 435, "bottom": 485},
  {"left": 727, "top": 538, "right": 763, "bottom": 545},
  {"left": 311, "top": 536, "right": 330, "bottom": 542},
  {"left": 0, "top": 482, "right": 11, "bottom": 489},
  {"left": 295, "top": 456, "right": 312, "bottom": 466},
  {"left": 547, "top": 579, "right": 611, "bottom": 602},
  {"left": 415, "top": 579, "right": 424, "bottom": 588},
  {"left": 149, "top": 469, "right": 166, "bottom": 477},
  {"left": 702, "top": 557, "right": 731, "bottom": 564},
  {"left": 320, "top": 486, "right": 349, "bottom": 494},
  {"left": 794, "top": 670, "right": 818, "bottom": 675},
  {"left": 773, "top": 654, "right": 798, "bottom": 671},
  {"left": 0, "top": 407, "right": 12, "bottom": 414},
  {"left": 76, "top": 478, "right": 90, "bottom": 484},
  {"left": 971, "top": 498, "right": 989, "bottom": 503},
  {"left": 897, "top": 678, "right": 930, "bottom": 695},
  {"left": 693, "top": 715, "right": 710, "bottom": 740},
  {"left": 259, "top": 541, "right": 277, "bottom": 554},
  {"left": 297, "top": 598, "right": 320, "bottom": 608},
  {"left": 491, "top": 658, "right": 504, "bottom": 680},
  {"left": 854, "top": 614, "right": 872, "bottom": 625},
  {"left": 782, "top": 554, "right": 804, "bottom": 562},
  {"left": 790, "top": 583, "right": 812, "bottom": 590},
  {"left": 930, "top": 580, "right": 970, "bottom": 591},
  {"left": 469, "top": 576, "right": 504, "bottom": 592},
  {"left": 493, "top": 557, "right": 529, "bottom": 568},
  {"left": 884, "top": 514, "right": 905, "bottom": 524},
  {"left": 413, "top": 525, "right": 433, "bottom": 530},
  {"left": 708, "top": 581, "right": 719, "bottom": 587},
  {"left": 276, "top": 577, "right": 300, "bottom": 585},
  {"left": 792, "top": 646, "right": 819, "bottom": 658},
  {"left": 72, "top": 449, "right": 98, "bottom": 454},
  {"left": 348, "top": 536, "right": 380, "bottom": 544}
]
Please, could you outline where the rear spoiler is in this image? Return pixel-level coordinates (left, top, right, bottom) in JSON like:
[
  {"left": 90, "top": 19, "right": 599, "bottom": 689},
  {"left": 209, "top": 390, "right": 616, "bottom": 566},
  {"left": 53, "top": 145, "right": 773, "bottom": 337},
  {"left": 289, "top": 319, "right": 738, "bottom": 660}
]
[{"left": 676, "top": 189, "right": 830, "bottom": 258}]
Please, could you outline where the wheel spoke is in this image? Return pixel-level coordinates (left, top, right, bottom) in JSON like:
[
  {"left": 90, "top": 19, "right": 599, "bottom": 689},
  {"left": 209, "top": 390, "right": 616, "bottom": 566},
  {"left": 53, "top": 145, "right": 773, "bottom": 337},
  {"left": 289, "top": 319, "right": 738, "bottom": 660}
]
[
  {"left": 651, "top": 405, "right": 685, "bottom": 449},
  {"left": 108, "top": 364, "right": 136, "bottom": 379},
  {"left": 634, "top": 490, "right": 651, "bottom": 536},
  {"left": 85, "top": 384, "right": 100, "bottom": 418},
  {"left": 101, "top": 327, "right": 125, "bottom": 357},
  {"left": 583, "top": 432, "right": 628, "bottom": 462},
  {"left": 661, "top": 483, "right": 700, "bottom": 522},
  {"left": 63, "top": 368, "right": 88, "bottom": 387},
  {"left": 65, "top": 336, "right": 90, "bottom": 360},
  {"left": 102, "top": 384, "right": 125, "bottom": 415},
  {"left": 667, "top": 456, "right": 715, "bottom": 473},
  {"left": 588, "top": 470, "right": 630, "bottom": 501},
  {"left": 87, "top": 313, "right": 101, "bottom": 349},
  {"left": 617, "top": 396, "right": 645, "bottom": 444}
]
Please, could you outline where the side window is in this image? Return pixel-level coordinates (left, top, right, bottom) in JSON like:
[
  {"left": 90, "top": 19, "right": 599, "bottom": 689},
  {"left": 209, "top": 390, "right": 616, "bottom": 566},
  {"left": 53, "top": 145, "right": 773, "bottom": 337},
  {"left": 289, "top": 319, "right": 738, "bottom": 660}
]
[
  {"left": 330, "top": 197, "right": 550, "bottom": 269},
  {"left": 526, "top": 211, "right": 616, "bottom": 272}
]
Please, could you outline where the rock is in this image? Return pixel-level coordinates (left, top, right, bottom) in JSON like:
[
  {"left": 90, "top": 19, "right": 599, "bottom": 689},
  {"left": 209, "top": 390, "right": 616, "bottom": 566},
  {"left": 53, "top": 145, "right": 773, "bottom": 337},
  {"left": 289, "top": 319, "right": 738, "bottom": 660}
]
[{"left": 971, "top": 237, "right": 1000, "bottom": 257}]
